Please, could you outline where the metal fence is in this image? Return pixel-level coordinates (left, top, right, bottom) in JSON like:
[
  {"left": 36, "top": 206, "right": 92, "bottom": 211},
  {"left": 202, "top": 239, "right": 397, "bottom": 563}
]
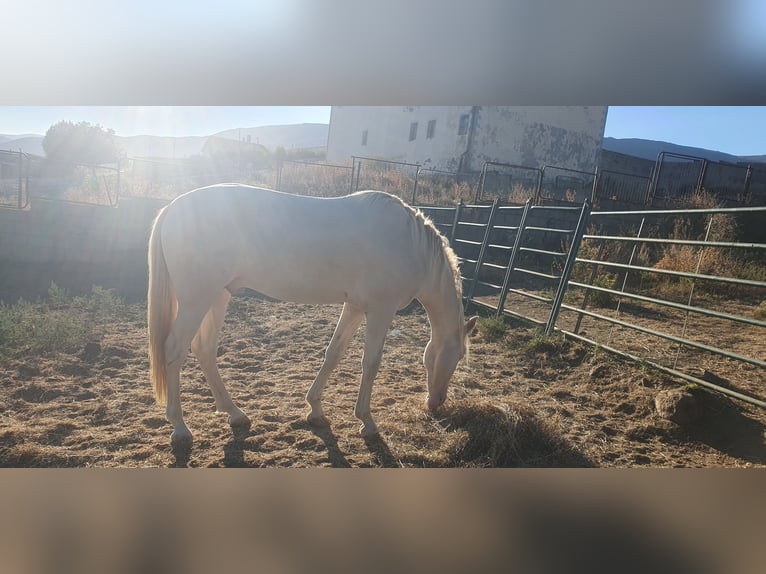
[
  {"left": 646, "top": 152, "right": 766, "bottom": 207},
  {"left": 539, "top": 165, "right": 597, "bottom": 206},
  {"left": 2, "top": 153, "right": 120, "bottom": 207},
  {"left": 416, "top": 168, "right": 478, "bottom": 206},
  {"left": 474, "top": 161, "right": 541, "bottom": 204},
  {"left": 275, "top": 160, "right": 352, "bottom": 197},
  {"left": 350, "top": 156, "right": 420, "bottom": 201},
  {"left": 7, "top": 146, "right": 764, "bottom": 210},
  {"left": 420, "top": 200, "right": 766, "bottom": 409},
  {"left": 122, "top": 157, "right": 275, "bottom": 200},
  {"left": 593, "top": 169, "right": 651, "bottom": 207},
  {"left": 0, "top": 150, "right": 29, "bottom": 209}
]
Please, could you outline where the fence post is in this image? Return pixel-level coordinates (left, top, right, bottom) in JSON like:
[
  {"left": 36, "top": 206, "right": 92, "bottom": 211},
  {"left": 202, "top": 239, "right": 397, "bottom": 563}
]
[
  {"left": 544, "top": 198, "right": 591, "bottom": 336},
  {"left": 496, "top": 198, "right": 532, "bottom": 316},
  {"left": 573, "top": 238, "right": 605, "bottom": 334},
  {"left": 474, "top": 162, "right": 488, "bottom": 203},
  {"left": 673, "top": 215, "right": 714, "bottom": 368},
  {"left": 696, "top": 159, "right": 708, "bottom": 194},
  {"left": 411, "top": 166, "right": 420, "bottom": 205},
  {"left": 116, "top": 157, "right": 121, "bottom": 204},
  {"left": 23, "top": 153, "right": 29, "bottom": 208},
  {"left": 449, "top": 200, "right": 464, "bottom": 247},
  {"left": 17, "top": 150, "right": 23, "bottom": 209},
  {"left": 534, "top": 167, "right": 544, "bottom": 205},
  {"left": 607, "top": 217, "right": 647, "bottom": 345},
  {"left": 465, "top": 197, "right": 500, "bottom": 303},
  {"left": 354, "top": 159, "right": 362, "bottom": 192},
  {"left": 648, "top": 152, "right": 664, "bottom": 206},
  {"left": 743, "top": 164, "right": 752, "bottom": 200}
]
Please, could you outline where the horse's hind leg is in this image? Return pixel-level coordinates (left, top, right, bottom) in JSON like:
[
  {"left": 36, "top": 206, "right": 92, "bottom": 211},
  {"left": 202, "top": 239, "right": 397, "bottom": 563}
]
[
  {"left": 191, "top": 290, "right": 250, "bottom": 428},
  {"left": 306, "top": 302, "right": 364, "bottom": 427},
  {"left": 165, "top": 302, "right": 209, "bottom": 445}
]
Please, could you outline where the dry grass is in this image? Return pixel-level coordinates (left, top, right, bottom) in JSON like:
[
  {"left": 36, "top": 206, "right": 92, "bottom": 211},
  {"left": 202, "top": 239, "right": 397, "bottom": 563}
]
[{"left": 2, "top": 294, "right": 764, "bottom": 467}]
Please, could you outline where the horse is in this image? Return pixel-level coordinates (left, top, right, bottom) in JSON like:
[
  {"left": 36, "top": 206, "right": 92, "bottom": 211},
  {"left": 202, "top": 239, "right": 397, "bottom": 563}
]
[{"left": 147, "top": 184, "right": 477, "bottom": 445}]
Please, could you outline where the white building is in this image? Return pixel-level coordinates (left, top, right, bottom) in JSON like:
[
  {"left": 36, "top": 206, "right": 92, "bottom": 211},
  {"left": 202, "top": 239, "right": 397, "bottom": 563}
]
[{"left": 326, "top": 106, "right": 608, "bottom": 174}]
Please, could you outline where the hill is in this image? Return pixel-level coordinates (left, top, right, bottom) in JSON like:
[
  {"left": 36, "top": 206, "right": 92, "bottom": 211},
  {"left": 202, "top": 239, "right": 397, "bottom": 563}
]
[
  {"left": 603, "top": 137, "right": 766, "bottom": 164},
  {"left": 117, "top": 135, "right": 207, "bottom": 158},
  {"left": 0, "top": 135, "right": 44, "bottom": 156},
  {"left": 2, "top": 127, "right": 762, "bottom": 165},
  {"left": 212, "top": 123, "right": 328, "bottom": 150},
  {"left": 0, "top": 123, "right": 329, "bottom": 158}
]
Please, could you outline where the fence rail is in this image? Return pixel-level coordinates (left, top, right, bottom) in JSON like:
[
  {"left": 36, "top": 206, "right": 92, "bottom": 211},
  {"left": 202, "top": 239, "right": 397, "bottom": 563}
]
[{"left": 423, "top": 199, "right": 766, "bottom": 410}]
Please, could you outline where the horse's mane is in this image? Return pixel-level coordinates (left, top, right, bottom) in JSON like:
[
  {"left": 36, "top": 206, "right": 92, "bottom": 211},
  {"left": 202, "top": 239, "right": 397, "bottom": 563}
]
[{"left": 351, "top": 191, "right": 463, "bottom": 299}]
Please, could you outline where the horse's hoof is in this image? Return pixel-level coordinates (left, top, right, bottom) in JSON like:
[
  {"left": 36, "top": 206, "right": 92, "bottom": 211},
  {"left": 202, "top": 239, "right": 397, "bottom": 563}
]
[
  {"left": 170, "top": 428, "right": 193, "bottom": 446},
  {"left": 228, "top": 412, "right": 251, "bottom": 429},
  {"left": 359, "top": 423, "right": 379, "bottom": 437},
  {"left": 307, "top": 413, "right": 330, "bottom": 428}
]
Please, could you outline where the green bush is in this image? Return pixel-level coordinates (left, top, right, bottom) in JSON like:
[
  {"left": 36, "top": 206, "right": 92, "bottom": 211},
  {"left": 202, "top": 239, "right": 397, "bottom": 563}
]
[
  {"left": 0, "top": 283, "right": 131, "bottom": 357},
  {"left": 477, "top": 316, "right": 507, "bottom": 341}
]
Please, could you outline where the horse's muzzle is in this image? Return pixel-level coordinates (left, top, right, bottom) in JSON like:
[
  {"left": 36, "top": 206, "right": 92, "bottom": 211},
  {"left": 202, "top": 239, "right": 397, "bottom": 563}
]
[{"left": 426, "top": 393, "right": 446, "bottom": 412}]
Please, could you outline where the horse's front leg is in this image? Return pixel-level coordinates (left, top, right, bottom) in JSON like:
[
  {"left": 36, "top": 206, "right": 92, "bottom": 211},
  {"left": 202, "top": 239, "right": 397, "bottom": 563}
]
[
  {"left": 355, "top": 309, "right": 396, "bottom": 437},
  {"left": 306, "top": 303, "right": 364, "bottom": 426}
]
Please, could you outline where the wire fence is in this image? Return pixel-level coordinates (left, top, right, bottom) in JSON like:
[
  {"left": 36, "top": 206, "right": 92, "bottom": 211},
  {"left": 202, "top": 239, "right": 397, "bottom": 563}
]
[
  {"left": 6, "top": 148, "right": 762, "bottom": 212},
  {"left": 275, "top": 160, "right": 352, "bottom": 197},
  {"left": 0, "top": 150, "right": 28, "bottom": 209}
]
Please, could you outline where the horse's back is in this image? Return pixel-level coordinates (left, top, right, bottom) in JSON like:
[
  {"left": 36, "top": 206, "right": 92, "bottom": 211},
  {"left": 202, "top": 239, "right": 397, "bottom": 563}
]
[{"left": 160, "top": 185, "right": 427, "bottom": 306}]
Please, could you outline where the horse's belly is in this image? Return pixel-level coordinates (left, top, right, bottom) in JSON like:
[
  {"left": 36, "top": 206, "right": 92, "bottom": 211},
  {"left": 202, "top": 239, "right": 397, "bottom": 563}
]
[{"left": 243, "top": 273, "right": 349, "bottom": 305}]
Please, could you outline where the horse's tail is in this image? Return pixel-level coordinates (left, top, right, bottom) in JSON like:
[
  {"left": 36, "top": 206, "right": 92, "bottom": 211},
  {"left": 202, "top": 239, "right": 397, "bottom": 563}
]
[{"left": 147, "top": 204, "right": 176, "bottom": 407}]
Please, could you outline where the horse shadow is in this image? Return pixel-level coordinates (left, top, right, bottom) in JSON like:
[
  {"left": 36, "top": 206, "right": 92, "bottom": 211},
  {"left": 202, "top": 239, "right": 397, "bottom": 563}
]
[
  {"left": 363, "top": 434, "right": 400, "bottom": 467},
  {"left": 214, "top": 420, "right": 355, "bottom": 468},
  {"left": 170, "top": 442, "right": 193, "bottom": 468},
  {"left": 301, "top": 421, "right": 353, "bottom": 468},
  {"left": 214, "top": 420, "right": 404, "bottom": 468}
]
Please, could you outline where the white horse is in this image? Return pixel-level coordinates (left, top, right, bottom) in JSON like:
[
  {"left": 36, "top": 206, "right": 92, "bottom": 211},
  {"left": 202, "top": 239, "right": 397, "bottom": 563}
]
[{"left": 148, "top": 184, "right": 476, "bottom": 445}]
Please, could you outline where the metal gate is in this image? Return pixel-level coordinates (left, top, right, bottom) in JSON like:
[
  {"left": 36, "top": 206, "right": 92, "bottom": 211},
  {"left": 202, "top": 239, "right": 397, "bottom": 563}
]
[{"left": 421, "top": 198, "right": 592, "bottom": 335}]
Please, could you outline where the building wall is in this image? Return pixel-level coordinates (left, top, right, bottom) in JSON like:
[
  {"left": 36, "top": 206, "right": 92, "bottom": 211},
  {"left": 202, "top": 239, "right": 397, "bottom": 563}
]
[
  {"left": 326, "top": 106, "right": 608, "bottom": 174},
  {"left": 326, "top": 106, "right": 474, "bottom": 170},
  {"left": 467, "top": 106, "right": 608, "bottom": 173}
]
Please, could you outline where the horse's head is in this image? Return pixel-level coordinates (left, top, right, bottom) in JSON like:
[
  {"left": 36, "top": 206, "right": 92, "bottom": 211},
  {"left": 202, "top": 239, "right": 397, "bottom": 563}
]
[{"left": 423, "top": 315, "right": 477, "bottom": 411}]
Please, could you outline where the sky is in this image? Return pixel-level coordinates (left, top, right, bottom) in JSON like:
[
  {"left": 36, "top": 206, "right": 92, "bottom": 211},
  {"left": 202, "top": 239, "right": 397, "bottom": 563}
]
[
  {"left": 0, "top": 106, "right": 763, "bottom": 156},
  {"left": 603, "top": 107, "right": 766, "bottom": 156},
  {"left": 0, "top": 107, "right": 333, "bottom": 138}
]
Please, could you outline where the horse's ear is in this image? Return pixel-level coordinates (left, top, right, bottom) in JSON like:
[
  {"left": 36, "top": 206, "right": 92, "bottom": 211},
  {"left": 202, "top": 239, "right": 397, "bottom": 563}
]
[{"left": 465, "top": 316, "right": 478, "bottom": 335}]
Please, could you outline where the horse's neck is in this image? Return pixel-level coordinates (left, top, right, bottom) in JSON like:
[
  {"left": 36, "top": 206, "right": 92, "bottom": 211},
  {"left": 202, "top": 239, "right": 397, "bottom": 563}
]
[{"left": 418, "top": 264, "right": 462, "bottom": 342}]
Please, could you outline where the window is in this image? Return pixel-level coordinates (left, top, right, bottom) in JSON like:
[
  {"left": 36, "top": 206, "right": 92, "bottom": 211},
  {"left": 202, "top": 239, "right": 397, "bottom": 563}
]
[
  {"left": 409, "top": 122, "right": 418, "bottom": 141},
  {"left": 427, "top": 119, "right": 436, "bottom": 139},
  {"left": 458, "top": 114, "right": 470, "bottom": 135},
  {"left": 361, "top": 130, "right": 368, "bottom": 146}
]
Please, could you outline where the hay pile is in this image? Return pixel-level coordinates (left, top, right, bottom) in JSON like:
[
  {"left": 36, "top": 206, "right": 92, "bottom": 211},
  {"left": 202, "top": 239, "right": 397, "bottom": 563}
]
[{"left": 385, "top": 397, "right": 591, "bottom": 467}]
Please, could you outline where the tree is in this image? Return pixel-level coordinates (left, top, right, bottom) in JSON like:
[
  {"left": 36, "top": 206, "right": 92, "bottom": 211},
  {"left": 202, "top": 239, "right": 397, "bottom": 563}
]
[{"left": 42, "top": 121, "right": 120, "bottom": 166}]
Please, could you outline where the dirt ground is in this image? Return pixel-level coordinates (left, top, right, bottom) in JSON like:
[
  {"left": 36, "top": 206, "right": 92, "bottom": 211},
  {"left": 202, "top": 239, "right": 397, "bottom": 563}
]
[{"left": 1, "top": 295, "right": 765, "bottom": 468}]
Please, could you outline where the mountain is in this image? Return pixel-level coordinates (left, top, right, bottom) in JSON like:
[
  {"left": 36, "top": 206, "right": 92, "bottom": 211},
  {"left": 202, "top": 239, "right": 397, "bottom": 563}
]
[
  {"left": 0, "top": 136, "right": 44, "bottom": 156},
  {"left": 212, "top": 123, "right": 328, "bottom": 150},
  {"left": 1, "top": 123, "right": 329, "bottom": 158},
  {"left": 117, "top": 135, "right": 208, "bottom": 158},
  {"left": 3, "top": 128, "right": 762, "bottom": 165},
  {"left": 603, "top": 137, "right": 765, "bottom": 164},
  {"left": 739, "top": 154, "right": 766, "bottom": 164}
]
